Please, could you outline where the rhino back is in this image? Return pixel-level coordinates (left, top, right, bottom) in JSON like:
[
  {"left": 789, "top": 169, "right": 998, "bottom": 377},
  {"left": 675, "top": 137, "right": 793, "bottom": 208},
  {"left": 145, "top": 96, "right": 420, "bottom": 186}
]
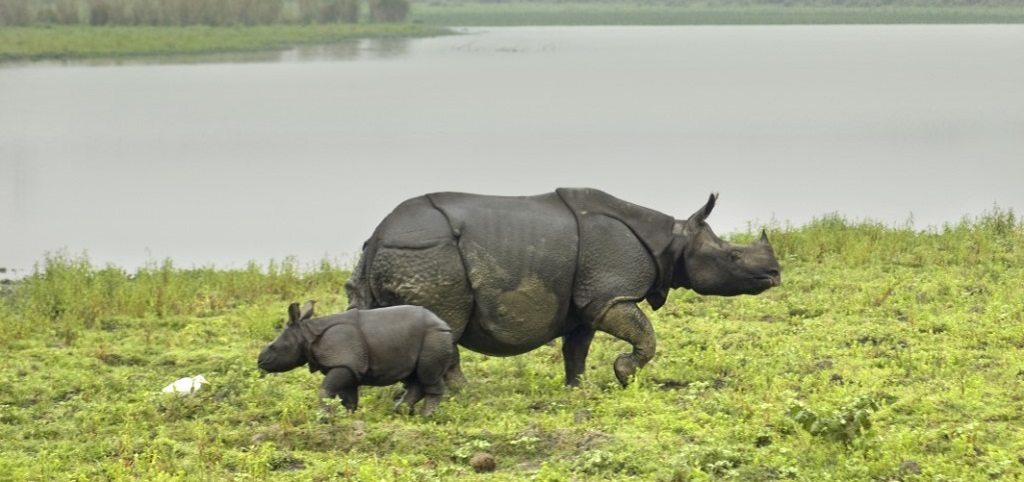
[
  {"left": 427, "top": 192, "right": 578, "bottom": 356},
  {"left": 372, "top": 196, "right": 454, "bottom": 249}
]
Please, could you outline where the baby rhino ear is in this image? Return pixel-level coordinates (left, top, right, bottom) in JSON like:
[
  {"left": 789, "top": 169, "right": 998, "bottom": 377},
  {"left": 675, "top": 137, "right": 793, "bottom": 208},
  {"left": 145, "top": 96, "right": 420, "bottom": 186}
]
[
  {"left": 299, "top": 300, "right": 316, "bottom": 321},
  {"left": 287, "top": 302, "right": 302, "bottom": 325}
]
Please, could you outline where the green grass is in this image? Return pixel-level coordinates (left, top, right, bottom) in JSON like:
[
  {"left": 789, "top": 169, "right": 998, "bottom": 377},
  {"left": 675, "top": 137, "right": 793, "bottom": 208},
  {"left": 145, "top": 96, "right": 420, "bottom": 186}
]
[
  {"left": 0, "top": 23, "right": 450, "bottom": 61},
  {"left": 2, "top": 209, "right": 1023, "bottom": 480},
  {"left": 411, "top": 3, "right": 1024, "bottom": 26}
]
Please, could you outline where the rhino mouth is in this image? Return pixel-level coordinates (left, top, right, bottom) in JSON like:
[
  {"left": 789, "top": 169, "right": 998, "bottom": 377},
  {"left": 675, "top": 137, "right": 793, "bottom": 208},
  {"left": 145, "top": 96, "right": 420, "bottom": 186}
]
[{"left": 754, "top": 274, "right": 781, "bottom": 287}]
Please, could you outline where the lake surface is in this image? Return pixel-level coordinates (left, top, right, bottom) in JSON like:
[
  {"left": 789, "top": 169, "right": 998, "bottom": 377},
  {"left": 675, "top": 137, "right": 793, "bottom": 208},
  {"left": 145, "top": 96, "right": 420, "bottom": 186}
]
[{"left": 2, "top": 26, "right": 1023, "bottom": 275}]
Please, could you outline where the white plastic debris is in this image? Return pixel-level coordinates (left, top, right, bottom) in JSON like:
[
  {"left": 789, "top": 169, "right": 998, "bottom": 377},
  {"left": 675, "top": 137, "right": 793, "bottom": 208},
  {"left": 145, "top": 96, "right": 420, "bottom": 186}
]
[{"left": 162, "top": 375, "right": 208, "bottom": 395}]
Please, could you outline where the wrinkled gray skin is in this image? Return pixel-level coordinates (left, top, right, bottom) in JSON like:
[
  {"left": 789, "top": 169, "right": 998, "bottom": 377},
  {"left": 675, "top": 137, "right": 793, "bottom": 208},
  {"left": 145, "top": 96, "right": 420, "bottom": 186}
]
[
  {"left": 257, "top": 301, "right": 454, "bottom": 416},
  {"left": 345, "top": 188, "right": 781, "bottom": 387}
]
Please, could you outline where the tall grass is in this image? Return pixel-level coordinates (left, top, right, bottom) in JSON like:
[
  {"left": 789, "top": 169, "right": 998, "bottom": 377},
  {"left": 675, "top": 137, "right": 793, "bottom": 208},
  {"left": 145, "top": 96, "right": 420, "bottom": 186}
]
[
  {"left": 297, "top": 0, "right": 359, "bottom": 24},
  {"left": 0, "top": 0, "right": 412, "bottom": 25},
  {"left": 746, "top": 207, "right": 1023, "bottom": 268},
  {"left": 0, "top": 0, "right": 32, "bottom": 24},
  {"left": 3, "top": 208, "right": 1019, "bottom": 345},
  {"left": 0, "top": 255, "right": 350, "bottom": 343}
]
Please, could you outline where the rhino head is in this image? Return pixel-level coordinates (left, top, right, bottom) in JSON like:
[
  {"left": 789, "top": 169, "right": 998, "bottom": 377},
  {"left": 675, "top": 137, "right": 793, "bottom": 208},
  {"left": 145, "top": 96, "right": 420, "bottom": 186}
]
[
  {"left": 672, "top": 194, "right": 781, "bottom": 296},
  {"left": 257, "top": 301, "right": 316, "bottom": 373}
]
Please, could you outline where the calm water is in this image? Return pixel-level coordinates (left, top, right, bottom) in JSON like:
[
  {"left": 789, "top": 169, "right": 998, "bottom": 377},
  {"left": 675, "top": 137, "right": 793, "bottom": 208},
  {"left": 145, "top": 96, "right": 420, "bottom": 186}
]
[{"left": 2, "top": 26, "right": 1022, "bottom": 274}]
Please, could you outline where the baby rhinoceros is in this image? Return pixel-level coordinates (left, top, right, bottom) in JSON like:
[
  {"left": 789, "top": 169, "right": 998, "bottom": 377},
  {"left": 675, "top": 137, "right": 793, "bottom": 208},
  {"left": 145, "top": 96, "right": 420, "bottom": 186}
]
[{"left": 257, "top": 301, "right": 454, "bottom": 416}]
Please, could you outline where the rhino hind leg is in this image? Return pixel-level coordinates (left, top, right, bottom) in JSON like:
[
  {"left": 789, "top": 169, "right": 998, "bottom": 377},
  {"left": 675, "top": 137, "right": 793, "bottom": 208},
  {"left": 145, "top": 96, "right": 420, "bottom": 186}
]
[
  {"left": 417, "top": 329, "right": 455, "bottom": 387},
  {"left": 593, "top": 303, "right": 656, "bottom": 387},
  {"left": 442, "top": 349, "right": 467, "bottom": 388},
  {"left": 562, "top": 323, "right": 596, "bottom": 387}
]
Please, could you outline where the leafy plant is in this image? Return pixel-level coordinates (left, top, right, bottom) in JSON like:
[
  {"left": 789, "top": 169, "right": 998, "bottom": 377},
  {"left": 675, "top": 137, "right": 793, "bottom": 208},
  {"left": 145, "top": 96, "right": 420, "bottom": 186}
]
[{"left": 787, "top": 395, "right": 883, "bottom": 444}]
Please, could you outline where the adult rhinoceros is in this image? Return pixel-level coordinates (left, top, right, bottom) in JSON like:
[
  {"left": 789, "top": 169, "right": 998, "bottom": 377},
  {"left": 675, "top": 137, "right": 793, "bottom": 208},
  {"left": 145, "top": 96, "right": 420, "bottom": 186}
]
[{"left": 345, "top": 188, "right": 780, "bottom": 387}]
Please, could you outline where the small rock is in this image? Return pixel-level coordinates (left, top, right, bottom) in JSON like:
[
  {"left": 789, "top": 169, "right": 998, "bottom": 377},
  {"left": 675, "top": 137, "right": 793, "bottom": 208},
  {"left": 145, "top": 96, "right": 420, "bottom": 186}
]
[
  {"left": 470, "top": 452, "right": 496, "bottom": 473},
  {"left": 573, "top": 409, "right": 592, "bottom": 423},
  {"left": 899, "top": 460, "right": 921, "bottom": 475}
]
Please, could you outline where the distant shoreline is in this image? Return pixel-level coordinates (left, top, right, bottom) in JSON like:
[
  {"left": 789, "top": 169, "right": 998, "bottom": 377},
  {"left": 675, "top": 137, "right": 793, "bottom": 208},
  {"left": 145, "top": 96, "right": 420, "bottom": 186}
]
[
  {"left": 0, "top": 24, "right": 452, "bottom": 62},
  {"left": 1, "top": 4, "right": 1021, "bottom": 62},
  {"left": 412, "top": 4, "right": 1024, "bottom": 27}
]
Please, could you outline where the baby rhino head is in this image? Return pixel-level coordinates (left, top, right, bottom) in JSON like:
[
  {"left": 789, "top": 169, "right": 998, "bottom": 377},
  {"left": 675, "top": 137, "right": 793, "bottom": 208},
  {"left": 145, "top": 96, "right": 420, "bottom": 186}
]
[{"left": 257, "top": 301, "right": 315, "bottom": 373}]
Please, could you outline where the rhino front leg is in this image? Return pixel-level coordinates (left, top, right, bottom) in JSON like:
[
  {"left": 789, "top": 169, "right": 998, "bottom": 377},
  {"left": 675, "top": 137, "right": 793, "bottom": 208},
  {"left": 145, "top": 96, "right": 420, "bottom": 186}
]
[
  {"left": 320, "top": 367, "right": 360, "bottom": 412},
  {"left": 593, "top": 302, "right": 656, "bottom": 387},
  {"left": 562, "top": 324, "right": 595, "bottom": 387}
]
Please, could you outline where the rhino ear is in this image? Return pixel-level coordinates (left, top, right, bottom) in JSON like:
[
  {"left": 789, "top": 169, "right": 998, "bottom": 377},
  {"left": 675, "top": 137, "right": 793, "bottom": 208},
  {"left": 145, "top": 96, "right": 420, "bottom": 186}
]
[
  {"left": 287, "top": 302, "right": 301, "bottom": 325},
  {"left": 299, "top": 300, "right": 316, "bottom": 321},
  {"left": 689, "top": 193, "right": 718, "bottom": 224}
]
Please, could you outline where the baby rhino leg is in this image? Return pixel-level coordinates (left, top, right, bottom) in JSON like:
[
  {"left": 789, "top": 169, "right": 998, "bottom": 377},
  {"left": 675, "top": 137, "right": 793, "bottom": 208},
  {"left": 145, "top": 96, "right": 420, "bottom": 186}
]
[
  {"left": 394, "top": 382, "right": 424, "bottom": 415},
  {"left": 415, "top": 330, "right": 454, "bottom": 416},
  {"left": 320, "top": 367, "right": 359, "bottom": 412}
]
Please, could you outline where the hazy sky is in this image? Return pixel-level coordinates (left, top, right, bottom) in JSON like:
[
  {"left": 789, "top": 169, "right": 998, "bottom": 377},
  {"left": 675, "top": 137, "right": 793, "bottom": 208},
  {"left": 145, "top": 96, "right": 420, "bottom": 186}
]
[{"left": 2, "top": 26, "right": 1022, "bottom": 273}]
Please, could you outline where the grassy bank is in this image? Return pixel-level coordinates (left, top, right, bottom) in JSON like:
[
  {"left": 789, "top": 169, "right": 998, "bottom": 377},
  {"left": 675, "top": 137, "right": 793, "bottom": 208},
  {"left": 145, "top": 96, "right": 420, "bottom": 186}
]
[
  {"left": 1, "top": 209, "right": 1023, "bottom": 480},
  {"left": 0, "top": 23, "right": 449, "bottom": 61},
  {"left": 411, "top": 3, "right": 1024, "bottom": 26},
  {"left": 3, "top": 4, "right": 1021, "bottom": 62}
]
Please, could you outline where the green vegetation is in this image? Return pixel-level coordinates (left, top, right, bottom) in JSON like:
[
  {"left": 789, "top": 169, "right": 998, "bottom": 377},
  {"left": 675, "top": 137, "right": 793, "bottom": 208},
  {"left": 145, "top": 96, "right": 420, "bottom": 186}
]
[
  {"left": 0, "top": 0, "right": 411, "bottom": 26},
  {"left": 0, "top": 0, "right": 431, "bottom": 60},
  {"left": 2, "top": 209, "right": 1023, "bottom": 480},
  {"left": 0, "top": 23, "right": 448, "bottom": 61},
  {"left": 412, "top": 3, "right": 1024, "bottom": 26}
]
